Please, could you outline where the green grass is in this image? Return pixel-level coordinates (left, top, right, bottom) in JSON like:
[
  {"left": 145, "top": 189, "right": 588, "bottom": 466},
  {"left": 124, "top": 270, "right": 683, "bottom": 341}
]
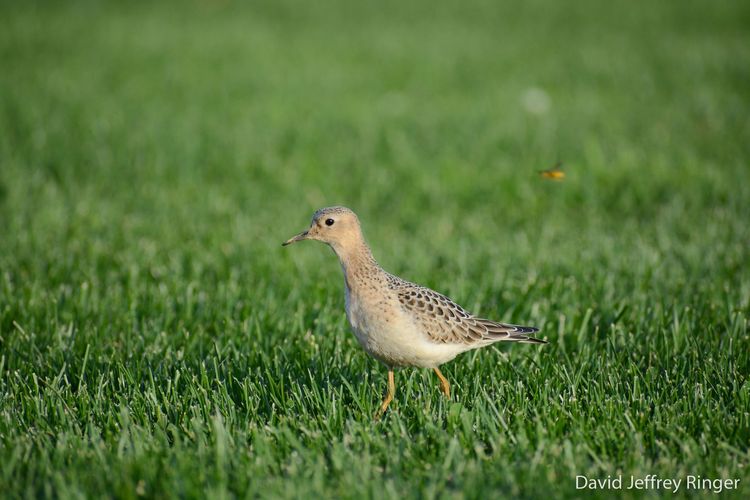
[{"left": 1, "top": 0, "right": 749, "bottom": 498}]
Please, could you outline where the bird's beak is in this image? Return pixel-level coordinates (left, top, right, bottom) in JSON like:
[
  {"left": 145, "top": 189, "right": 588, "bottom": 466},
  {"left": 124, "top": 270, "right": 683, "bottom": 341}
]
[{"left": 282, "top": 230, "right": 309, "bottom": 246}]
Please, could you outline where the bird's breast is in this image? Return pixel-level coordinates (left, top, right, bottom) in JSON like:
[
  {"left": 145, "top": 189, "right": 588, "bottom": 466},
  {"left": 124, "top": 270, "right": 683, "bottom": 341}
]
[{"left": 344, "top": 282, "right": 358, "bottom": 330}]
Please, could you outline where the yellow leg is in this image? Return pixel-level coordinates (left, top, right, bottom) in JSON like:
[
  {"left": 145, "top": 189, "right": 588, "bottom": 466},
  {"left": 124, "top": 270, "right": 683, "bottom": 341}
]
[
  {"left": 375, "top": 369, "right": 396, "bottom": 419},
  {"left": 433, "top": 367, "right": 451, "bottom": 398}
]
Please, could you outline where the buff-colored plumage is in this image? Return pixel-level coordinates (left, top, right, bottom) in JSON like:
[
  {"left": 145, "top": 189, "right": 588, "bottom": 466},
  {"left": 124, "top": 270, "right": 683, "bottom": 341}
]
[{"left": 283, "top": 206, "right": 545, "bottom": 417}]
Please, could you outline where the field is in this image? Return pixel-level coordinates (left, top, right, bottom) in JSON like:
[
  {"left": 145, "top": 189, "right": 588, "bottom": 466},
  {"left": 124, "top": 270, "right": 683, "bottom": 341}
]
[{"left": 1, "top": 0, "right": 749, "bottom": 498}]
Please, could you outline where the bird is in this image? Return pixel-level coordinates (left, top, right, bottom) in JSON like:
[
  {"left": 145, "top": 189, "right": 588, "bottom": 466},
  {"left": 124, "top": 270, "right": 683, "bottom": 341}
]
[
  {"left": 539, "top": 161, "right": 565, "bottom": 180},
  {"left": 282, "top": 206, "right": 546, "bottom": 418}
]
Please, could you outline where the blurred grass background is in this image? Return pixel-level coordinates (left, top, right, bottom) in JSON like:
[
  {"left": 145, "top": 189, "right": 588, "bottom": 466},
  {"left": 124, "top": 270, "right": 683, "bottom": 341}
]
[{"left": 1, "top": 0, "right": 749, "bottom": 498}]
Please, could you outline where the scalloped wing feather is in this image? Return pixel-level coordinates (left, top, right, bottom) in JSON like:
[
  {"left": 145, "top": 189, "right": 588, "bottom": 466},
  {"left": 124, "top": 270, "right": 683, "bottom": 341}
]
[{"left": 389, "top": 275, "right": 545, "bottom": 345}]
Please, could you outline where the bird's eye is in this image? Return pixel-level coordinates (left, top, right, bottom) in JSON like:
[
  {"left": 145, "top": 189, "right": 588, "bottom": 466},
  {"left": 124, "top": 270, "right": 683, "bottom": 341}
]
[{"left": 325, "top": 218, "right": 335, "bottom": 226}]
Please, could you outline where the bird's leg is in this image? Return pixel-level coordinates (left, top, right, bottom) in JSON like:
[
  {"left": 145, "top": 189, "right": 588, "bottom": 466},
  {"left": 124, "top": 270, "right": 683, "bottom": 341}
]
[
  {"left": 433, "top": 367, "right": 451, "bottom": 398},
  {"left": 375, "top": 369, "right": 396, "bottom": 419}
]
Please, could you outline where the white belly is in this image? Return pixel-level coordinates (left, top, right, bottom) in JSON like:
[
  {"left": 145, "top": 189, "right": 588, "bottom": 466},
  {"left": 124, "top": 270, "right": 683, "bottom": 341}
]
[{"left": 344, "top": 283, "right": 467, "bottom": 368}]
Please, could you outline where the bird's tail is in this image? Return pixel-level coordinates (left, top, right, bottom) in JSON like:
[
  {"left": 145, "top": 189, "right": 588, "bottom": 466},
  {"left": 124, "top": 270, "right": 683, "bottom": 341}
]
[{"left": 480, "top": 320, "right": 547, "bottom": 344}]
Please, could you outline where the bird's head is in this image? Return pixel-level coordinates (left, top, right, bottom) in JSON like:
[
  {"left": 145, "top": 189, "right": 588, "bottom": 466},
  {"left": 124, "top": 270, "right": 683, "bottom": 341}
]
[{"left": 282, "top": 206, "right": 363, "bottom": 251}]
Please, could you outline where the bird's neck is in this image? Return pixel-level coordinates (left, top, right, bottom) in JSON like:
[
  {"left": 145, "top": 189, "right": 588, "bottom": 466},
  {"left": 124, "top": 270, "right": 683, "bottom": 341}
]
[{"left": 332, "top": 239, "right": 381, "bottom": 288}]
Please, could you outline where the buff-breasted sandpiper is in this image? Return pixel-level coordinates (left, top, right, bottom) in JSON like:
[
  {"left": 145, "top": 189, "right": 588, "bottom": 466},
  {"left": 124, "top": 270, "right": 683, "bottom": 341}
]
[{"left": 283, "top": 206, "right": 546, "bottom": 418}]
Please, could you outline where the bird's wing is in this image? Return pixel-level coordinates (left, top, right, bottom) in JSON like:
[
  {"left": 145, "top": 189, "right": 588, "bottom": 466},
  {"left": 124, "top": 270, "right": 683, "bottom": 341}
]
[{"left": 390, "top": 277, "right": 545, "bottom": 345}]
